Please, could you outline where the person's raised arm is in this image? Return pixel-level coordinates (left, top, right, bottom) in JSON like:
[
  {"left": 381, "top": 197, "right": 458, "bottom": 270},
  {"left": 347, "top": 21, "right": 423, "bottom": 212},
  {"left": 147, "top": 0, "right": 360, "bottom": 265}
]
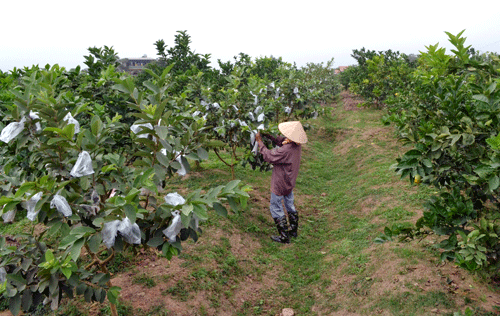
[
  {"left": 256, "top": 132, "right": 290, "bottom": 164},
  {"left": 261, "top": 132, "right": 285, "bottom": 146}
]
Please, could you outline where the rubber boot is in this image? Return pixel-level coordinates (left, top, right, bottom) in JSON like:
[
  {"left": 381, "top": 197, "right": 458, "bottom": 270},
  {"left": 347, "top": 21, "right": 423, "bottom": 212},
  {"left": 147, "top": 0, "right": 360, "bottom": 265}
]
[
  {"left": 270, "top": 216, "right": 290, "bottom": 244},
  {"left": 288, "top": 211, "right": 299, "bottom": 238}
]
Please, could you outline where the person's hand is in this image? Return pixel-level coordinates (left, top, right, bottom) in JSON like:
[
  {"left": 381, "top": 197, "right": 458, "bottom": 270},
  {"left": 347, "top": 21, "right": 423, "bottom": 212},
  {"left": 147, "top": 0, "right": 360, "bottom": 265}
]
[{"left": 255, "top": 132, "right": 263, "bottom": 144}]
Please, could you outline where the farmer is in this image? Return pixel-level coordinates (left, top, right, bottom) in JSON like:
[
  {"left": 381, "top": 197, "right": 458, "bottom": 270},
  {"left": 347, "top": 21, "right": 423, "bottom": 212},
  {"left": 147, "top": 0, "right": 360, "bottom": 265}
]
[{"left": 255, "top": 121, "right": 307, "bottom": 244}]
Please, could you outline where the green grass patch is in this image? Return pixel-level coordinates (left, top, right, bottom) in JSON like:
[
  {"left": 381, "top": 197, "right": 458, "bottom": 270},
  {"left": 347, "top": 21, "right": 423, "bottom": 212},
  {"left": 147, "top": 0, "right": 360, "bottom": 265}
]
[
  {"left": 376, "top": 290, "right": 456, "bottom": 315},
  {"left": 132, "top": 273, "right": 157, "bottom": 288}
]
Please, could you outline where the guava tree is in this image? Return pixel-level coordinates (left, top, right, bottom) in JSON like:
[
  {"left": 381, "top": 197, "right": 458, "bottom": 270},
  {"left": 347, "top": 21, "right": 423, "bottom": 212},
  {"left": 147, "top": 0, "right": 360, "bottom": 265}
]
[
  {"left": 195, "top": 66, "right": 273, "bottom": 177},
  {"left": 0, "top": 65, "right": 249, "bottom": 316}
]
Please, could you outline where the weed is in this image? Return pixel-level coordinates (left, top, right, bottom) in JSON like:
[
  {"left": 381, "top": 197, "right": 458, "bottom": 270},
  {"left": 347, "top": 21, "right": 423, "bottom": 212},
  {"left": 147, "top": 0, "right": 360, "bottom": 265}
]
[
  {"left": 163, "top": 280, "right": 190, "bottom": 301},
  {"left": 191, "top": 268, "right": 209, "bottom": 280},
  {"left": 106, "top": 252, "right": 133, "bottom": 274},
  {"left": 378, "top": 290, "right": 455, "bottom": 315},
  {"left": 351, "top": 277, "right": 374, "bottom": 296},
  {"left": 382, "top": 206, "right": 415, "bottom": 221},
  {"left": 99, "top": 301, "right": 134, "bottom": 316},
  {"left": 143, "top": 305, "right": 171, "bottom": 316},
  {"left": 133, "top": 273, "right": 157, "bottom": 288}
]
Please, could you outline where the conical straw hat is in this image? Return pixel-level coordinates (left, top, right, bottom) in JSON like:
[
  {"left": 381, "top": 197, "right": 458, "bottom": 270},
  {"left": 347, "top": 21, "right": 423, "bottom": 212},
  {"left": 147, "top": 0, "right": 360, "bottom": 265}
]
[{"left": 278, "top": 121, "right": 308, "bottom": 144}]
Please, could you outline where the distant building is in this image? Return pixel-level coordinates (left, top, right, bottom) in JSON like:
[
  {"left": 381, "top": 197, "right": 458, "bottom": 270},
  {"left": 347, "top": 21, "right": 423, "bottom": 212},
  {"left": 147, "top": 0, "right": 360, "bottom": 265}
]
[
  {"left": 118, "top": 55, "right": 157, "bottom": 75},
  {"left": 334, "top": 66, "right": 349, "bottom": 75}
]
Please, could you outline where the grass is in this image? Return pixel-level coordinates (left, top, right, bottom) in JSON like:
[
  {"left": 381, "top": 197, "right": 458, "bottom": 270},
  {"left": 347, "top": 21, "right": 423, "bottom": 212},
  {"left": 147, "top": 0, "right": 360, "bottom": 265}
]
[
  {"left": 133, "top": 273, "right": 157, "bottom": 288},
  {"left": 2, "top": 95, "right": 499, "bottom": 315}
]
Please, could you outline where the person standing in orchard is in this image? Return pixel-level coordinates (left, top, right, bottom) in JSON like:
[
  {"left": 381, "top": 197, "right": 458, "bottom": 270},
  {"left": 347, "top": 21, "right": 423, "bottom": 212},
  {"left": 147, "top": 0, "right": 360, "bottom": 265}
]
[{"left": 255, "top": 121, "right": 307, "bottom": 244}]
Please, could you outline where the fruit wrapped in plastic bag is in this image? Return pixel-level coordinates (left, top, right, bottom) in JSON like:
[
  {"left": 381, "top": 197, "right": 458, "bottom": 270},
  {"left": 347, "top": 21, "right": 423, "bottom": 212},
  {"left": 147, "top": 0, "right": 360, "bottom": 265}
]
[
  {"left": 2, "top": 210, "right": 15, "bottom": 223},
  {"left": 175, "top": 154, "right": 188, "bottom": 176},
  {"left": 102, "top": 217, "right": 141, "bottom": 248},
  {"left": 190, "top": 213, "right": 200, "bottom": 231},
  {"left": 102, "top": 220, "right": 121, "bottom": 249},
  {"left": 0, "top": 267, "right": 6, "bottom": 284},
  {"left": 29, "top": 111, "right": 42, "bottom": 132},
  {"left": 117, "top": 217, "right": 141, "bottom": 245},
  {"left": 250, "top": 124, "right": 265, "bottom": 155},
  {"left": 50, "top": 194, "right": 72, "bottom": 217},
  {"left": 63, "top": 112, "right": 80, "bottom": 134},
  {"left": 70, "top": 151, "right": 94, "bottom": 177},
  {"left": 26, "top": 192, "right": 43, "bottom": 221},
  {"left": 163, "top": 211, "right": 183, "bottom": 242},
  {"left": 0, "top": 117, "right": 26, "bottom": 143},
  {"left": 164, "top": 192, "right": 186, "bottom": 206},
  {"left": 250, "top": 91, "right": 258, "bottom": 105},
  {"left": 160, "top": 149, "right": 189, "bottom": 176},
  {"left": 130, "top": 123, "right": 153, "bottom": 139}
]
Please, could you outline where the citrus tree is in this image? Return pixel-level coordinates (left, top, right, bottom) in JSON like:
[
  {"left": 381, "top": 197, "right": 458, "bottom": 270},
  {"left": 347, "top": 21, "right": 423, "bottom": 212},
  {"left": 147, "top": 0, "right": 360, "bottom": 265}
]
[{"left": 382, "top": 31, "right": 500, "bottom": 272}]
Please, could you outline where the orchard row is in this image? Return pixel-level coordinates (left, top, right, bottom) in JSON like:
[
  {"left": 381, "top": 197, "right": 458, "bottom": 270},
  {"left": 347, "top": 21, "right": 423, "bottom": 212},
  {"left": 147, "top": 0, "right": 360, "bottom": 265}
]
[
  {"left": 0, "top": 31, "right": 340, "bottom": 315},
  {"left": 339, "top": 30, "right": 500, "bottom": 275}
]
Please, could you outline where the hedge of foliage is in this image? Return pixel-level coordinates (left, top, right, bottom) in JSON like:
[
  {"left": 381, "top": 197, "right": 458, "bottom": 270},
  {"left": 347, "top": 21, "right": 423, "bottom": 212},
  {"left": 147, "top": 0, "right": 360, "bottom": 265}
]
[{"left": 340, "top": 30, "right": 500, "bottom": 276}]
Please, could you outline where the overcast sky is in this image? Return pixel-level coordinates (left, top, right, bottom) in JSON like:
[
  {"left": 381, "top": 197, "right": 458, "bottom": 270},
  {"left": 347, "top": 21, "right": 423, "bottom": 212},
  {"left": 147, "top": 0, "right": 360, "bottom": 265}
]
[{"left": 1, "top": 0, "right": 500, "bottom": 72}]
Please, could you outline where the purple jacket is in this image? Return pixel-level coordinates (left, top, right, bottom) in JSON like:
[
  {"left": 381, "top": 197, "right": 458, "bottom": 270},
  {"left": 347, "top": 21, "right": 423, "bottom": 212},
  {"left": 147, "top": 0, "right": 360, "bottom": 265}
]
[{"left": 258, "top": 135, "right": 302, "bottom": 196}]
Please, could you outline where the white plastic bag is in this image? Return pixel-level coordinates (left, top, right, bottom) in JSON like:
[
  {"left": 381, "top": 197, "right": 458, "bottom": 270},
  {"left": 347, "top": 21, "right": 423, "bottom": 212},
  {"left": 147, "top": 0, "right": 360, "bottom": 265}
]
[
  {"left": 70, "top": 151, "right": 94, "bottom": 177},
  {"left": 29, "top": 111, "right": 42, "bottom": 132},
  {"left": 26, "top": 192, "right": 43, "bottom": 221},
  {"left": 160, "top": 150, "right": 188, "bottom": 176},
  {"left": 250, "top": 124, "right": 265, "bottom": 155},
  {"left": 0, "top": 117, "right": 26, "bottom": 143},
  {"left": 201, "top": 100, "right": 209, "bottom": 110},
  {"left": 130, "top": 123, "right": 153, "bottom": 139},
  {"left": 164, "top": 192, "right": 186, "bottom": 206},
  {"left": 175, "top": 153, "right": 188, "bottom": 176},
  {"left": 250, "top": 92, "right": 258, "bottom": 105},
  {"left": 102, "top": 218, "right": 141, "bottom": 248},
  {"left": 91, "top": 189, "right": 100, "bottom": 204},
  {"left": 2, "top": 210, "right": 15, "bottom": 223},
  {"left": 79, "top": 204, "right": 99, "bottom": 217},
  {"left": 117, "top": 217, "right": 141, "bottom": 245},
  {"left": 248, "top": 112, "right": 255, "bottom": 122},
  {"left": 50, "top": 194, "right": 72, "bottom": 217},
  {"left": 102, "top": 220, "right": 121, "bottom": 249},
  {"left": 63, "top": 112, "right": 80, "bottom": 134},
  {"left": 77, "top": 189, "right": 100, "bottom": 217},
  {"left": 0, "top": 267, "right": 6, "bottom": 284},
  {"left": 250, "top": 131, "right": 259, "bottom": 155},
  {"left": 190, "top": 214, "right": 200, "bottom": 231},
  {"left": 162, "top": 211, "right": 183, "bottom": 242}
]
